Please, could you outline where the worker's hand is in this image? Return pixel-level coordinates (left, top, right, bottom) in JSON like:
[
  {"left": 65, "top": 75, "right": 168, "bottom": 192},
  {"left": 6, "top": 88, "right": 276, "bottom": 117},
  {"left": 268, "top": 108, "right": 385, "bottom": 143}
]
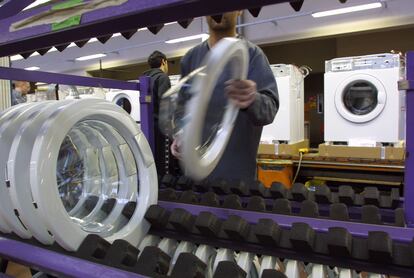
[
  {"left": 225, "top": 79, "right": 257, "bottom": 109},
  {"left": 171, "top": 138, "right": 182, "bottom": 159}
]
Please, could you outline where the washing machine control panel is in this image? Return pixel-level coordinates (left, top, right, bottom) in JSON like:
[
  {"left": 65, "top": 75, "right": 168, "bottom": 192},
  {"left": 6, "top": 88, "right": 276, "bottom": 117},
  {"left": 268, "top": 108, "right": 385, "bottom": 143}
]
[{"left": 326, "top": 53, "right": 404, "bottom": 73}]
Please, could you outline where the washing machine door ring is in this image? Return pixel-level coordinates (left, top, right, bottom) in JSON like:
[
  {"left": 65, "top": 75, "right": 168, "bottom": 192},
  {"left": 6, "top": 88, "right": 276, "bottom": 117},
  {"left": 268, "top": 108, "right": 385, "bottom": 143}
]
[
  {"left": 29, "top": 99, "right": 156, "bottom": 251},
  {"left": 114, "top": 94, "right": 133, "bottom": 114},
  {"left": 182, "top": 38, "right": 249, "bottom": 181},
  {"left": 334, "top": 74, "right": 387, "bottom": 123}
]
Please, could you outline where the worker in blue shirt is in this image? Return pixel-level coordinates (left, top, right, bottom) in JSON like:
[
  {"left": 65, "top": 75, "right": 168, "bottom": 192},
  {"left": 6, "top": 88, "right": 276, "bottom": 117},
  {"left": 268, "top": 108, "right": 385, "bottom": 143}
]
[{"left": 171, "top": 11, "right": 279, "bottom": 182}]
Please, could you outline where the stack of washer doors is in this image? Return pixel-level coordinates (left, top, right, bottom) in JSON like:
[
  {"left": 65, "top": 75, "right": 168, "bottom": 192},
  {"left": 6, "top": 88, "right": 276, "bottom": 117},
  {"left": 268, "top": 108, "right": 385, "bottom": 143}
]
[{"left": 0, "top": 99, "right": 157, "bottom": 251}]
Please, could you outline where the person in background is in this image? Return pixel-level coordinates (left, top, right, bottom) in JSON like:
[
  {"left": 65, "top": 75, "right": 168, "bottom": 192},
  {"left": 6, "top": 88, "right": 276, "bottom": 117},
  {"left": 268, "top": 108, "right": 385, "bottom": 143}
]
[
  {"left": 171, "top": 11, "right": 279, "bottom": 182},
  {"left": 143, "top": 51, "right": 178, "bottom": 177},
  {"left": 11, "top": 80, "right": 30, "bottom": 105}
]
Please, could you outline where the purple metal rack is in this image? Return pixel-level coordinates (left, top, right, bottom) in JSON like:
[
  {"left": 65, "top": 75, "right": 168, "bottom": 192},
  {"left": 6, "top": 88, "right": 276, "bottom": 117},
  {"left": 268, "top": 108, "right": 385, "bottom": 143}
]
[
  {"left": 158, "top": 201, "right": 414, "bottom": 243},
  {"left": 0, "top": 237, "right": 145, "bottom": 278},
  {"left": 402, "top": 51, "right": 414, "bottom": 227},
  {"left": 0, "top": 66, "right": 154, "bottom": 151},
  {"left": 0, "top": 0, "right": 34, "bottom": 20},
  {"left": 0, "top": 0, "right": 413, "bottom": 276},
  {"left": 0, "top": 66, "right": 139, "bottom": 90},
  {"left": 0, "top": 0, "right": 289, "bottom": 57}
]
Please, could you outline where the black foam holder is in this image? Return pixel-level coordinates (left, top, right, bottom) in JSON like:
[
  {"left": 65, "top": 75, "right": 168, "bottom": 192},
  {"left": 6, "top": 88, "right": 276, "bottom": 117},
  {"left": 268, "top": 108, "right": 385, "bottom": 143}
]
[
  {"left": 144, "top": 205, "right": 170, "bottom": 229},
  {"left": 272, "top": 199, "right": 292, "bottom": 215},
  {"left": 77, "top": 234, "right": 111, "bottom": 262},
  {"left": 329, "top": 203, "right": 350, "bottom": 221},
  {"left": 210, "top": 178, "right": 231, "bottom": 195},
  {"left": 222, "top": 215, "right": 251, "bottom": 241},
  {"left": 315, "top": 185, "right": 332, "bottom": 204},
  {"left": 394, "top": 208, "right": 406, "bottom": 227},
  {"left": 229, "top": 180, "right": 250, "bottom": 196},
  {"left": 135, "top": 246, "right": 171, "bottom": 276},
  {"left": 290, "top": 222, "right": 315, "bottom": 252},
  {"left": 168, "top": 208, "right": 195, "bottom": 232},
  {"left": 170, "top": 253, "right": 207, "bottom": 278},
  {"left": 176, "top": 176, "right": 193, "bottom": 190},
  {"left": 363, "top": 187, "right": 380, "bottom": 206},
  {"left": 253, "top": 218, "right": 281, "bottom": 245},
  {"left": 122, "top": 201, "right": 137, "bottom": 219},
  {"left": 249, "top": 180, "right": 270, "bottom": 197},
  {"left": 85, "top": 196, "right": 99, "bottom": 212},
  {"left": 246, "top": 196, "right": 266, "bottom": 212},
  {"left": 300, "top": 200, "right": 319, "bottom": 218},
  {"left": 270, "top": 182, "right": 287, "bottom": 199},
  {"left": 161, "top": 174, "right": 176, "bottom": 187},
  {"left": 159, "top": 188, "right": 178, "bottom": 201},
  {"left": 195, "top": 211, "right": 222, "bottom": 238},
  {"left": 222, "top": 194, "right": 243, "bottom": 210},
  {"left": 338, "top": 185, "right": 355, "bottom": 205},
  {"left": 179, "top": 190, "right": 199, "bottom": 204},
  {"left": 193, "top": 179, "right": 210, "bottom": 192},
  {"left": 200, "top": 192, "right": 220, "bottom": 207},
  {"left": 367, "top": 231, "right": 393, "bottom": 263},
  {"left": 361, "top": 205, "right": 382, "bottom": 224},
  {"left": 391, "top": 188, "right": 401, "bottom": 208},
  {"left": 327, "top": 227, "right": 352, "bottom": 257},
  {"left": 291, "top": 183, "right": 308, "bottom": 202},
  {"left": 262, "top": 269, "right": 288, "bottom": 278},
  {"left": 213, "top": 261, "right": 247, "bottom": 278},
  {"left": 104, "top": 239, "right": 139, "bottom": 268}
]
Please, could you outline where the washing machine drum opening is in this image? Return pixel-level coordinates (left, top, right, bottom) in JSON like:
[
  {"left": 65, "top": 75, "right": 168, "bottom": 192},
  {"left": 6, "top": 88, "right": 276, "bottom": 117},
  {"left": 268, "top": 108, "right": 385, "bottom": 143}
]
[
  {"left": 56, "top": 119, "right": 138, "bottom": 235},
  {"left": 342, "top": 80, "right": 378, "bottom": 116},
  {"left": 115, "top": 98, "right": 132, "bottom": 114}
]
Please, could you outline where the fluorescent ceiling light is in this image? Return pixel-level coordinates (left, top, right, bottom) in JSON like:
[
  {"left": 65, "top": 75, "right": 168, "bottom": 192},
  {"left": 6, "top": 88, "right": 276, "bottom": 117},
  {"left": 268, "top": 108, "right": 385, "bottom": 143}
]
[
  {"left": 166, "top": 33, "right": 209, "bottom": 44},
  {"left": 75, "top": 53, "right": 106, "bottom": 61},
  {"left": 25, "top": 66, "right": 40, "bottom": 71},
  {"left": 312, "top": 2, "right": 383, "bottom": 18}
]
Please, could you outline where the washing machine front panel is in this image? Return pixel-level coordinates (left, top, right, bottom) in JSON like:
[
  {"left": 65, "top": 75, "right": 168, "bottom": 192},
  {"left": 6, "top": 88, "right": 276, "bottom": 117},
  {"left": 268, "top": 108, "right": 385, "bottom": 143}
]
[
  {"left": 325, "top": 63, "right": 404, "bottom": 144},
  {"left": 106, "top": 90, "right": 140, "bottom": 122},
  {"left": 262, "top": 75, "right": 291, "bottom": 142},
  {"left": 334, "top": 73, "right": 387, "bottom": 124}
]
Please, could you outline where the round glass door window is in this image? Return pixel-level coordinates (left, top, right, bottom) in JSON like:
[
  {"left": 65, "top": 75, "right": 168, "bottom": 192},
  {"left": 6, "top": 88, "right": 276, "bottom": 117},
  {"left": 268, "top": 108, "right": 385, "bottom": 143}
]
[
  {"left": 115, "top": 97, "right": 132, "bottom": 114},
  {"left": 342, "top": 80, "right": 378, "bottom": 116}
]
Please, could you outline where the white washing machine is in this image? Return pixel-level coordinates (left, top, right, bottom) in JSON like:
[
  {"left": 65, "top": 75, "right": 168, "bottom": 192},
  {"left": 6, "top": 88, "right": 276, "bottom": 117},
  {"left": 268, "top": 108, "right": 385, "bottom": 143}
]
[
  {"left": 106, "top": 89, "right": 141, "bottom": 122},
  {"left": 324, "top": 53, "right": 406, "bottom": 145},
  {"left": 261, "top": 64, "right": 305, "bottom": 144}
]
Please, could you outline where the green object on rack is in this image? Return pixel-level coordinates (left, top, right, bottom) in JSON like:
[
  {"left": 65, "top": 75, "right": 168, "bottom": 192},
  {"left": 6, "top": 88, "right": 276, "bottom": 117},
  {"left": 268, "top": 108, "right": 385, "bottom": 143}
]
[
  {"left": 51, "top": 15, "right": 82, "bottom": 31},
  {"left": 52, "top": 0, "right": 84, "bottom": 11}
]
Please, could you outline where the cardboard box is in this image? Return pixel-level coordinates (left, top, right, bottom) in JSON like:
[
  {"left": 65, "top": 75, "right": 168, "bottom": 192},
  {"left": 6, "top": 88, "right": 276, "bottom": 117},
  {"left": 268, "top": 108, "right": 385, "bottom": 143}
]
[
  {"left": 318, "top": 143, "right": 405, "bottom": 160},
  {"left": 258, "top": 140, "right": 309, "bottom": 156}
]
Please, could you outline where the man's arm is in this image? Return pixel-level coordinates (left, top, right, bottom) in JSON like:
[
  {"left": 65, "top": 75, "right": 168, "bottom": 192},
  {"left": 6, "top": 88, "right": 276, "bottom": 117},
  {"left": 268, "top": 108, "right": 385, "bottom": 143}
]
[
  {"left": 225, "top": 46, "right": 278, "bottom": 126},
  {"left": 243, "top": 47, "right": 279, "bottom": 126}
]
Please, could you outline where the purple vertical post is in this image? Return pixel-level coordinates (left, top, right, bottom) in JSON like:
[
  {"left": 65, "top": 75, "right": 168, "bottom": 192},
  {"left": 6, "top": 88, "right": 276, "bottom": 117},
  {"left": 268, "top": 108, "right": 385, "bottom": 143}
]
[
  {"left": 403, "top": 51, "right": 414, "bottom": 226},
  {"left": 139, "top": 76, "right": 155, "bottom": 154}
]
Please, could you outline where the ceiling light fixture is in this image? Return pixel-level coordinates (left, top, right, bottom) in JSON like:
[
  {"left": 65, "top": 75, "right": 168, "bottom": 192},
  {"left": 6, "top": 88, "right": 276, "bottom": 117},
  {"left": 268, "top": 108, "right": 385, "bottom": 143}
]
[
  {"left": 75, "top": 53, "right": 106, "bottom": 61},
  {"left": 312, "top": 2, "right": 383, "bottom": 18},
  {"left": 24, "top": 66, "right": 40, "bottom": 71},
  {"left": 165, "top": 33, "right": 209, "bottom": 44}
]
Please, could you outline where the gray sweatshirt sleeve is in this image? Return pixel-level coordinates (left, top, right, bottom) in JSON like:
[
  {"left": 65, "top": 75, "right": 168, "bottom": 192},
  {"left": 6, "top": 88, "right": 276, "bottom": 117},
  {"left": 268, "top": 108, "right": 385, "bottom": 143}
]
[{"left": 242, "top": 46, "right": 279, "bottom": 126}]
